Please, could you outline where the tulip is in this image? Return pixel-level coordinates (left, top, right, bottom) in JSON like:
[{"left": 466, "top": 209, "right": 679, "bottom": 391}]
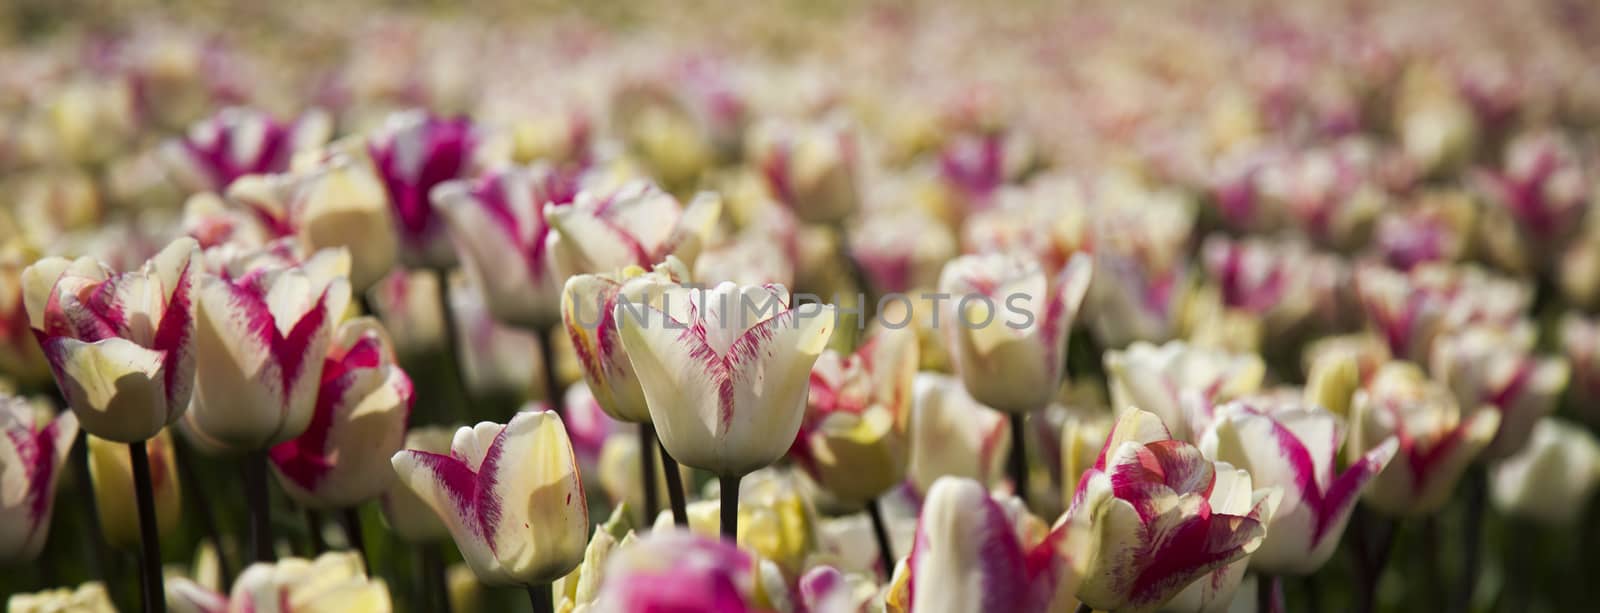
[
  {"left": 798, "top": 565, "right": 879, "bottom": 613},
  {"left": 88, "top": 430, "right": 183, "bottom": 550},
  {"left": 562, "top": 257, "right": 691, "bottom": 424},
  {"left": 1084, "top": 178, "right": 1196, "bottom": 347},
  {"left": 849, "top": 209, "right": 957, "bottom": 294},
  {"left": 1196, "top": 400, "right": 1398, "bottom": 575},
  {"left": 1256, "top": 138, "right": 1389, "bottom": 249},
  {"left": 269, "top": 317, "right": 412, "bottom": 509},
  {"left": 224, "top": 154, "right": 399, "bottom": 291},
  {"left": 1429, "top": 325, "right": 1569, "bottom": 459},
  {"left": 0, "top": 252, "right": 51, "bottom": 385},
  {"left": 180, "top": 248, "right": 352, "bottom": 453},
  {"left": 962, "top": 175, "right": 1093, "bottom": 276},
  {"left": 907, "top": 373, "right": 1011, "bottom": 495},
  {"left": 364, "top": 269, "right": 445, "bottom": 359},
  {"left": 1371, "top": 190, "right": 1475, "bottom": 270},
  {"left": 1068, "top": 409, "right": 1277, "bottom": 613},
  {"left": 430, "top": 163, "right": 580, "bottom": 329},
  {"left": 390, "top": 409, "right": 588, "bottom": 586},
  {"left": 167, "top": 551, "right": 391, "bottom": 613},
  {"left": 937, "top": 252, "right": 1092, "bottom": 414},
  {"left": 367, "top": 111, "right": 478, "bottom": 267},
  {"left": 598, "top": 426, "right": 674, "bottom": 524},
  {"left": 0, "top": 395, "right": 77, "bottom": 562},
  {"left": 672, "top": 468, "right": 820, "bottom": 578},
  {"left": 162, "top": 107, "right": 332, "bottom": 194},
  {"left": 8, "top": 582, "right": 115, "bottom": 613},
  {"left": 895, "top": 476, "right": 1088, "bottom": 613},
  {"left": 1198, "top": 235, "right": 1346, "bottom": 340},
  {"left": 1348, "top": 362, "right": 1501, "bottom": 516},
  {"left": 544, "top": 182, "right": 721, "bottom": 280},
  {"left": 593, "top": 530, "right": 784, "bottom": 611},
  {"left": 789, "top": 326, "right": 918, "bottom": 503},
  {"left": 939, "top": 129, "right": 1035, "bottom": 210},
  {"left": 379, "top": 426, "right": 454, "bottom": 544},
  {"left": 610, "top": 65, "right": 745, "bottom": 190},
  {"left": 694, "top": 230, "right": 797, "bottom": 288},
  {"left": 1353, "top": 262, "right": 1529, "bottom": 364},
  {"left": 615, "top": 280, "right": 835, "bottom": 533},
  {"left": 1105, "top": 340, "right": 1266, "bottom": 442},
  {"left": 1560, "top": 313, "right": 1600, "bottom": 426},
  {"left": 23, "top": 237, "right": 200, "bottom": 443},
  {"left": 1473, "top": 131, "right": 1590, "bottom": 273},
  {"left": 553, "top": 510, "right": 633, "bottom": 612},
  {"left": 447, "top": 273, "right": 547, "bottom": 402},
  {"left": 748, "top": 116, "right": 860, "bottom": 224},
  {"left": 1059, "top": 410, "right": 1112, "bottom": 510},
  {"left": 1488, "top": 417, "right": 1600, "bottom": 525}
]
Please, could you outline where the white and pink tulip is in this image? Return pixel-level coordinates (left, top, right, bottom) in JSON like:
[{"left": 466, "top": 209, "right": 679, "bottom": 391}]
[
  {"left": 368, "top": 111, "right": 479, "bottom": 268},
  {"left": 1348, "top": 362, "right": 1501, "bottom": 516},
  {"left": 269, "top": 317, "right": 412, "bottom": 509},
  {"left": 161, "top": 107, "right": 331, "bottom": 194},
  {"left": 545, "top": 181, "right": 721, "bottom": 280},
  {"left": 389, "top": 410, "right": 588, "bottom": 586},
  {"left": 23, "top": 237, "right": 201, "bottom": 442},
  {"left": 561, "top": 257, "right": 690, "bottom": 424},
  {"left": 788, "top": 326, "right": 919, "bottom": 503},
  {"left": 0, "top": 395, "right": 78, "bottom": 562}
]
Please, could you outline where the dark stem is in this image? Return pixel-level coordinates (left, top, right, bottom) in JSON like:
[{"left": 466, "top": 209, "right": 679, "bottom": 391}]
[
  {"left": 242, "top": 451, "right": 274, "bottom": 562},
  {"left": 721, "top": 474, "right": 742, "bottom": 540},
  {"left": 304, "top": 508, "right": 327, "bottom": 554},
  {"left": 640, "top": 425, "right": 660, "bottom": 522},
  {"left": 865, "top": 499, "right": 896, "bottom": 577},
  {"left": 128, "top": 441, "right": 167, "bottom": 613},
  {"left": 1423, "top": 516, "right": 1447, "bottom": 605},
  {"left": 1075, "top": 603, "right": 1092, "bottom": 613},
  {"left": 175, "top": 443, "right": 233, "bottom": 584},
  {"left": 659, "top": 440, "right": 689, "bottom": 527},
  {"left": 70, "top": 430, "right": 111, "bottom": 583},
  {"left": 340, "top": 507, "right": 368, "bottom": 571},
  {"left": 1257, "top": 574, "right": 1282, "bottom": 613},
  {"left": 1303, "top": 573, "right": 1322, "bottom": 613},
  {"left": 1008, "top": 413, "right": 1030, "bottom": 506},
  {"left": 540, "top": 327, "right": 564, "bottom": 416},
  {"left": 1454, "top": 468, "right": 1487, "bottom": 613},
  {"left": 432, "top": 266, "right": 472, "bottom": 417},
  {"left": 421, "top": 543, "right": 453, "bottom": 613},
  {"left": 1357, "top": 513, "right": 1397, "bottom": 613},
  {"left": 527, "top": 582, "right": 553, "bottom": 613}
]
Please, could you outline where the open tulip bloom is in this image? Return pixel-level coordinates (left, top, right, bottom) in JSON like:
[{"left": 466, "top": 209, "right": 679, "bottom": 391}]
[
  {"left": 162, "top": 107, "right": 333, "bottom": 194},
  {"left": 1348, "top": 363, "right": 1501, "bottom": 517},
  {"left": 368, "top": 111, "right": 479, "bottom": 268},
  {"left": 1067, "top": 409, "right": 1278, "bottom": 613},
  {"left": 1197, "top": 399, "right": 1398, "bottom": 575}
]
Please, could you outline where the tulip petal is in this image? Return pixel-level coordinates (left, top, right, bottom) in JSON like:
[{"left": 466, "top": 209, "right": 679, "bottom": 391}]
[{"left": 44, "top": 337, "right": 169, "bottom": 442}]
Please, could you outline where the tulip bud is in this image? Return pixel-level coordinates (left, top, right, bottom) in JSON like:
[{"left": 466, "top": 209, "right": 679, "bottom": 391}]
[
  {"left": 8, "top": 582, "right": 115, "bottom": 613},
  {"left": 554, "top": 515, "right": 632, "bottom": 612},
  {"left": 1197, "top": 400, "right": 1398, "bottom": 575},
  {"left": 1105, "top": 340, "right": 1265, "bottom": 442},
  {"left": 1430, "top": 325, "right": 1569, "bottom": 459},
  {"left": 545, "top": 183, "right": 721, "bottom": 281},
  {"left": 1473, "top": 131, "right": 1590, "bottom": 272},
  {"left": 181, "top": 249, "right": 351, "bottom": 454},
  {"left": 1069, "top": 409, "right": 1277, "bottom": 612},
  {"left": 162, "top": 107, "right": 332, "bottom": 194},
  {"left": 88, "top": 430, "right": 182, "bottom": 550},
  {"left": 430, "top": 163, "right": 579, "bottom": 329},
  {"left": 849, "top": 209, "right": 957, "bottom": 294},
  {"left": 269, "top": 318, "right": 412, "bottom": 509},
  {"left": 1199, "top": 234, "right": 1345, "bottom": 340},
  {"left": 227, "top": 156, "right": 398, "bottom": 292},
  {"left": 0, "top": 395, "right": 77, "bottom": 562},
  {"left": 789, "top": 327, "right": 918, "bottom": 503},
  {"left": 379, "top": 426, "right": 454, "bottom": 544},
  {"left": 390, "top": 410, "right": 588, "bottom": 585},
  {"left": 748, "top": 116, "right": 860, "bottom": 224},
  {"left": 1349, "top": 362, "right": 1501, "bottom": 516},
  {"left": 445, "top": 273, "right": 546, "bottom": 402},
  {"left": 562, "top": 257, "right": 690, "bottom": 424},
  {"left": 799, "top": 565, "right": 879, "bottom": 613},
  {"left": 23, "top": 237, "right": 201, "bottom": 443},
  {"left": 937, "top": 252, "right": 1092, "bottom": 414},
  {"left": 1489, "top": 417, "right": 1600, "bottom": 525},
  {"left": 365, "top": 269, "right": 445, "bottom": 358},
  {"left": 367, "top": 111, "right": 479, "bottom": 268},
  {"left": 908, "top": 373, "right": 1011, "bottom": 494},
  {"left": 899, "top": 477, "right": 1088, "bottom": 613},
  {"left": 1354, "top": 262, "right": 1530, "bottom": 364},
  {"left": 615, "top": 281, "right": 834, "bottom": 477}
]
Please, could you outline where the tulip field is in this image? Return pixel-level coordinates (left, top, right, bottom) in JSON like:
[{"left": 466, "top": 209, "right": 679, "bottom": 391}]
[{"left": 6, "top": 0, "right": 1600, "bottom": 611}]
